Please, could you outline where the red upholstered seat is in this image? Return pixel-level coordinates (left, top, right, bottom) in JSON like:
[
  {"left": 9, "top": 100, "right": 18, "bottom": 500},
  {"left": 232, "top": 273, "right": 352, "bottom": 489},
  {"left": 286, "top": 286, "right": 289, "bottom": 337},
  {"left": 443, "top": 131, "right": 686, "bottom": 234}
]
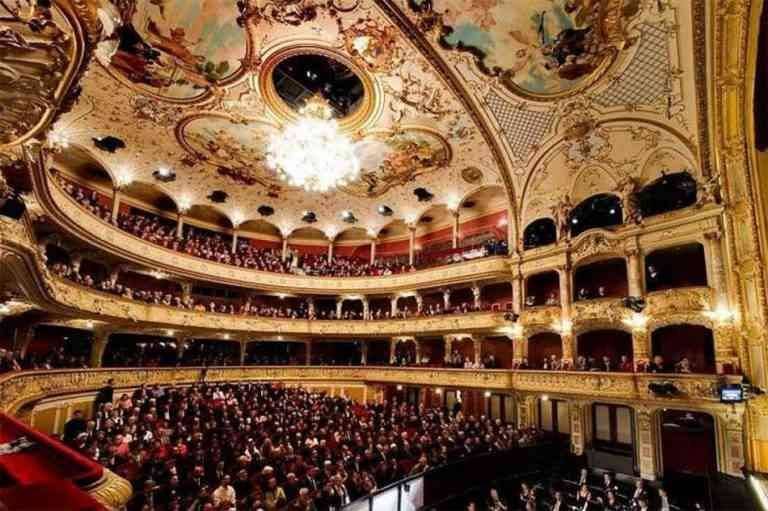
[
  {"left": 0, "top": 413, "right": 103, "bottom": 487},
  {"left": 0, "top": 480, "right": 105, "bottom": 511}
]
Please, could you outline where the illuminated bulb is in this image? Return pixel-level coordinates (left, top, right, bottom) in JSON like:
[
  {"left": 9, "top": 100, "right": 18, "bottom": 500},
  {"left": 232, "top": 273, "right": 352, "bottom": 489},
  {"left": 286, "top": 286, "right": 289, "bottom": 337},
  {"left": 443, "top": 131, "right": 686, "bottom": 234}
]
[
  {"left": 396, "top": 384, "right": 403, "bottom": 391},
  {"left": 435, "top": 388, "right": 443, "bottom": 395},
  {"left": 48, "top": 125, "right": 70, "bottom": 150},
  {"left": 541, "top": 394, "right": 549, "bottom": 401},
  {"left": 445, "top": 194, "right": 461, "bottom": 211},
  {"left": 114, "top": 167, "right": 134, "bottom": 189},
  {"left": 177, "top": 196, "right": 192, "bottom": 213},
  {"left": 484, "top": 391, "right": 492, "bottom": 398}
]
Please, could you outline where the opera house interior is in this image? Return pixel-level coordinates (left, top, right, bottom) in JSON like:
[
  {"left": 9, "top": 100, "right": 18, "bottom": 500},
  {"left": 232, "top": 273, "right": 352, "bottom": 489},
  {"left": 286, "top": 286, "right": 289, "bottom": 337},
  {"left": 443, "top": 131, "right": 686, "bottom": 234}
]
[{"left": 2, "top": 0, "right": 768, "bottom": 510}]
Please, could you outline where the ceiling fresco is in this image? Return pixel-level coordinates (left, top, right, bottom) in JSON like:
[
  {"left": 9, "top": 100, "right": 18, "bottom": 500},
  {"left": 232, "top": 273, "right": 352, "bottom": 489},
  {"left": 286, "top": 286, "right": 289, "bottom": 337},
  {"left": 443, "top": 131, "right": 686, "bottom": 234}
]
[
  {"left": 407, "top": 0, "right": 641, "bottom": 97},
  {"left": 38, "top": 0, "right": 706, "bottom": 238}
]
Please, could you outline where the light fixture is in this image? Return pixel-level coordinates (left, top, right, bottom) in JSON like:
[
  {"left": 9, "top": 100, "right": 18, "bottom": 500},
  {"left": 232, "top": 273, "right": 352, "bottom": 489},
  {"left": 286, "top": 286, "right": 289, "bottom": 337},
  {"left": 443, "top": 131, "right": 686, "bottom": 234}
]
[
  {"left": 435, "top": 388, "right": 443, "bottom": 395},
  {"left": 47, "top": 124, "right": 70, "bottom": 150},
  {"left": 396, "top": 384, "right": 403, "bottom": 391},
  {"left": 622, "top": 312, "right": 648, "bottom": 331},
  {"left": 177, "top": 195, "right": 192, "bottom": 213},
  {"left": 704, "top": 305, "right": 735, "bottom": 324},
  {"left": 266, "top": 95, "right": 360, "bottom": 193},
  {"left": 114, "top": 167, "right": 134, "bottom": 189},
  {"left": 541, "top": 394, "right": 549, "bottom": 401},
  {"left": 484, "top": 391, "right": 492, "bottom": 398}
]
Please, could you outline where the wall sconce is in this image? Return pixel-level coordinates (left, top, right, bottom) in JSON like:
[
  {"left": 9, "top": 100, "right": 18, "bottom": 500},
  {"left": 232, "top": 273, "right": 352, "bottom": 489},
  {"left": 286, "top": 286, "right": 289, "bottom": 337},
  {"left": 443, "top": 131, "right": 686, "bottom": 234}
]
[
  {"left": 552, "top": 319, "right": 572, "bottom": 335},
  {"left": 396, "top": 384, "right": 404, "bottom": 391},
  {"left": 507, "top": 323, "right": 524, "bottom": 339},
  {"left": 622, "top": 312, "right": 648, "bottom": 331},
  {"left": 704, "top": 305, "right": 735, "bottom": 324},
  {"left": 435, "top": 388, "right": 443, "bottom": 395},
  {"left": 484, "top": 391, "right": 492, "bottom": 398},
  {"left": 114, "top": 167, "right": 134, "bottom": 189}
]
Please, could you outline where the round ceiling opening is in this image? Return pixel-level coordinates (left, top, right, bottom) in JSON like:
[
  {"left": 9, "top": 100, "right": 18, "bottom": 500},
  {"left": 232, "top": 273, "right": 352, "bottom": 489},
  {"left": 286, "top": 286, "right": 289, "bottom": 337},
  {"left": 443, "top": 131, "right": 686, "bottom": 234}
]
[{"left": 272, "top": 54, "right": 365, "bottom": 118}]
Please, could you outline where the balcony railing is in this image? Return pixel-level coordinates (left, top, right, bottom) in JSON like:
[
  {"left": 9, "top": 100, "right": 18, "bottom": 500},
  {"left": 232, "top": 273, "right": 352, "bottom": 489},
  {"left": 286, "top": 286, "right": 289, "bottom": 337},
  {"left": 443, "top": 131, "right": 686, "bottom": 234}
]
[{"left": 0, "top": 366, "right": 741, "bottom": 415}]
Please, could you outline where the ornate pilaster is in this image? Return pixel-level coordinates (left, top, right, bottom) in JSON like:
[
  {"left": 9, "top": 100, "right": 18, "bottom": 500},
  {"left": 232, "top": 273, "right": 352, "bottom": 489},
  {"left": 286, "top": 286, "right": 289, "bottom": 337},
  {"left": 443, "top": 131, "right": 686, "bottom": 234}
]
[
  {"left": 561, "top": 333, "right": 575, "bottom": 366},
  {"left": 516, "top": 395, "right": 537, "bottom": 429},
  {"left": 451, "top": 210, "right": 460, "bottom": 249},
  {"left": 327, "top": 240, "right": 334, "bottom": 263},
  {"left": 570, "top": 401, "right": 588, "bottom": 456},
  {"left": 443, "top": 335, "right": 453, "bottom": 363},
  {"left": 176, "top": 213, "right": 185, "bottom": 238},
  {"left": 370, "top": 237, "right": 377, "bottom": 264},
  {"left": 472, "top": 284, "right": 481, "bottom": 309},
  {"left": 626, "top": 248, "right": 644, "bottom": 297},
  {"left": 361, "top": 342, "right": 368, "bottom": 365},
  {"left": 282, "top": 236, "right": 289, "bottom": 261},
  {"left": 307, "top": 297, "right": 315, "bottom": 318},
  {"left": 511, "top": 273, "right": 523, "bottom": 315},
  {"left": 336, "top": 298, "right": 343, "bottom": 318},
  {"left": 415, "top": 293, "right": 423, "bottom": 313},
  {"left": 704, "top": 231, "right": 729, "bottom": 309},
  {"left": 90, "top": 329, "right": 111, "bottom": 368},
  {"left": 362, "top": 298, "right": 370, "bottom": 320},
  {"left": 408, "top": 225, "right": 416, "bottom": 266},
  {"left": 442, "top": 289, "right": 451, "bottom": 310},
  {"left": 473, "top": 337, "right": 481, "bottom": 364},
  {"left": 110, "top": 189, "right": 121, "bottom": 223},
  {"left": 714, "top": 322, "right": 740, "bottom": 373},
  {"left": 414, "top": 339, "right": 422, "bottom": 363},
  {"left": 636, "top": 406, "right": 659, "bottom": 481},
  {"left": 512, "top": 333, "right": 526, "bottom": 366},
  {"left": 390, "top": 295, "right": 398, "bottom": 316},
  {"left": 557, "top": 265, "right": 572, "bottom": 322},
  {"left": 716, "top": 407, "right": 747, "bottom": 478},
  {"left": 389, "top": 338, "right": 397, "bottom": 364},
  {"left": 631, "top": 327, "right": 651, "bottom": 368}
]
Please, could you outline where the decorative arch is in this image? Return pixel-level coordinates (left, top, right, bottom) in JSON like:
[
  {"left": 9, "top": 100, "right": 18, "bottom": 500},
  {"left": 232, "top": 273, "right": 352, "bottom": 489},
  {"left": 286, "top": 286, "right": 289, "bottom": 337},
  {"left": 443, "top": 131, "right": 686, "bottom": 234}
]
[{"left": 523, "top": 218, "right": 557, "bottom": 250}]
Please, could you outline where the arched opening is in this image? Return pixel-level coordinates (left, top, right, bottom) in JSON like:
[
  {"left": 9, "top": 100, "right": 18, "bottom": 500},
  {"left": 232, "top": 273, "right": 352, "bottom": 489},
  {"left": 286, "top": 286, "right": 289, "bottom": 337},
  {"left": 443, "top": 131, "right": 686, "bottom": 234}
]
[
  {"left": 523, "top": 218, "right": 557, "bottom": 250},
  {"left": 340, "top": 299, "right": 364, "bottom": 320},
  {"left": 591, "top": 403, "right": 635, "bottom": 473},
  {"left": 181, "top": 339, "right": 240, "bottom": 366},
  {"left": 525, "top": 271, "right": 560, "bottom": 307},
  {"left": 395, "top": 295, "right": 418, "bottom": 316},
  {"left": 245, "top": 341, "right": 304, "bottom": 365},
  {"left": 660, "top": 410, "right": 717, "bottom": 478},
  {"left": 446, "top": 337, "right": 474, "bottom": 367},
  {"left": 481, "top": 337, "right": 514, "bottom": 368},
  {"left": 238, "top": 219, "right": 282, "bottom": 251},
  {"left": 365, "top": 340, "right": 390, "bottom": 365},
  {"left": 103, "top": 334, "right": 179, "bottom": 367},
  {"left": 651, "top": 324, "right": 716, "bottom": 374},
  {"left": 645, "top": 243, "right": 708, "bottom": 292},
  {"left": 637, "top": 171, "right": 697, "bottom": 217},
  {"left": 569, "top": 194, "right": 623, "bottom": 237},
  {"left": 538, "top": 397, "right": 570, "bottom": 438},
  {"left": 24, "top": 325, "right": 92, "bottom": 368},
  {"left": 527, "top": 332, "right": 562, "bottom": 369},
  {"left": 482, "top": 282, "right": 513, "bottom": 311},
  {"left": 310, "top": 341, "right": 362, "bottom": 365},
  {"left": 393, "top": 339, "right": 417, "bottom": 366},
  {"left": 573, "top": 258, "right": 628, "bottom": 300},
  {"left": 576, "top": 330, "right": 633, "bottom": 371},
  {"left": 448, "top": 287, "right": 474, "bottom": 311},
  {"left": 418, "top": 337, "right": 445, "bottom": 366}
]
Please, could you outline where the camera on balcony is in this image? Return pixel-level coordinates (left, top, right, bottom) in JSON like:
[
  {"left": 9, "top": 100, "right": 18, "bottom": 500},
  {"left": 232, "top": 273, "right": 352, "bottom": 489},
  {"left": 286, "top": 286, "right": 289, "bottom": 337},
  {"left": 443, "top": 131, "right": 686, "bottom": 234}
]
[{"left": 622, "top": 296, "right": 646, "bottom": 313}]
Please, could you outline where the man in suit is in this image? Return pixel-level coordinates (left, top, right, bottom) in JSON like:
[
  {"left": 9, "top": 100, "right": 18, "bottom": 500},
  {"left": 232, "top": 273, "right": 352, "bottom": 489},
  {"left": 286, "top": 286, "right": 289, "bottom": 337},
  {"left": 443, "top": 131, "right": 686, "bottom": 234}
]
[
  {"left": 94, "top": 378, "right": 115, "bottom": 412},
  {"left": 63, "top": 410, "right": 87, "bottom": 443}
]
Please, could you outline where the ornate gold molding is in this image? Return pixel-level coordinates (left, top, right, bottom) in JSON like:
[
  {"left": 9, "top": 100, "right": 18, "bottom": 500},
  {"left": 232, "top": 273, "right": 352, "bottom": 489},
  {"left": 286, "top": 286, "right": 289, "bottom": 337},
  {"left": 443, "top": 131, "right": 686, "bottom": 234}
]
[
  {"left": 84, "top": 468, "right": 133, "bottom": 511},
  {"left": 0, "top": 367, "right": 742, "bottom": 416}
]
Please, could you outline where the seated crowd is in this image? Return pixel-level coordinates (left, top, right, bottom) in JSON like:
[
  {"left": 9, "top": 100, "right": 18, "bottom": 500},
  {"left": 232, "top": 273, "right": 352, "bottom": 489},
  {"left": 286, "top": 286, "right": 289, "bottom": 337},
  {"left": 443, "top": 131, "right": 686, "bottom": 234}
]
[
  {"left": 61, "top": 178, "right": 507, "bottom": 278},
  {"left": 47, "top": 260, "right": 494, "bottom": 322},
  {"left": 0, "top": 346, "right": 87, "bottom": 373},
  {"left": 465, "top": 467, "right": 685, "bottom": 511},
  {"left": 515, "top": 354, "right": 699, "bottom": 374},
  {"left": 62, "top": 382, "right": 544, "bottom": 511}
]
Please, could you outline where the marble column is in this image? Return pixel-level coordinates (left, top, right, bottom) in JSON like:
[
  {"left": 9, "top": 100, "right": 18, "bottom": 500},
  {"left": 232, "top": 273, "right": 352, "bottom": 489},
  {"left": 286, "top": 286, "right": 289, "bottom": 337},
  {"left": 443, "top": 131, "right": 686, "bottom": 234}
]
[
  {"left": 282, "top": 236, "right": 289, "bottom": 261},
  {"left": 570, "top": 401, "right": 587, "bottom": 456},
  {"left": 557, "top": 265, "right": 574, "bottom": 365},
  {"left": 472, "top": 284, "right": 482, "bottom": 309},
  {"left": 443, "top": 289, "right": 451, "bottom": 310},
  {"left": 361, "top": 342, "right": 368, "bottom": 365},
  {"left": 336, "top": 298, "right": 343, "bottom": 318},
  {"left": 90, "top": 329, "right": 111, "bottom": 368},
  {"left": 231, "top": 230, "right": 238, "bottom": 253},
  {"left": 443, "top": 335, "right": 453, "bottom": 363},
  {"left": 473, "top": 338, "right": 482, "bottom": 364},
  {"left": 511, "top": 273, "right": 523, "bottom": 315},
  {"left": 705, "top": 231, "right": 729, "bottom": 309},
  {"left": 362, "top": 298, "right": 369, "bottom": 320},
  {"left": 327, "top": 241, "right": 334, "bottom": 263},
  {"left": 415, "top": 293, "right": 423, "bottom": 314},
  {"left": 390, "top": 296, "right": 398, "bottom": 317},
  {"left": 370, "top": 238, "right": 377, "bottom": 264},
  {"left": 635, "top": 406, "right": 659, "bottom": 481}
]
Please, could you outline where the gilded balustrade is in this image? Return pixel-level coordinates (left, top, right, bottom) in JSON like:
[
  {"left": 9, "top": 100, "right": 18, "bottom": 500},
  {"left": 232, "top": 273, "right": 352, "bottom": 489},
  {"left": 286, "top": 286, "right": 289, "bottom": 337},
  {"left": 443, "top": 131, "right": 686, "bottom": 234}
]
[
  {"left": 43, "top": 176, "right": 511, "bottom": 294},
  {"left": 0, "top": 366, "right": 742, "bottom": 416}
]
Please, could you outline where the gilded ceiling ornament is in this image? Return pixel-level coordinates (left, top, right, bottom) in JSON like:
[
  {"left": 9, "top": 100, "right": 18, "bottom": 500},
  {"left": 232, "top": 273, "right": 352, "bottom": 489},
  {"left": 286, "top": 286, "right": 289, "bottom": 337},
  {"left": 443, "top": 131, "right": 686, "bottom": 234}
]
[
  {"left": 338, "top": 16, "right": 403, "bottom": 72},
  {"left": 461, "top": 167, "right": 483, "bottom": 184},
  {"left": 96, "top": 0, "right": 251, "bottom": 103},
  {"left": 0, "top": 1, "right": 76, "bottom": 149},
  {"left": 407, "top": 0, "right": 643, "bottom": 100}
]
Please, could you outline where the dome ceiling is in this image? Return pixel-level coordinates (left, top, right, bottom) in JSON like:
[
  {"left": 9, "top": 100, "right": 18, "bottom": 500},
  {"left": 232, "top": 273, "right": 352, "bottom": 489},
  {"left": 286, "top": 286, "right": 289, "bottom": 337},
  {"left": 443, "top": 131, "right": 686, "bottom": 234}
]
[{"left": 43, "top": 0, "right": 704, "bottom": 237}]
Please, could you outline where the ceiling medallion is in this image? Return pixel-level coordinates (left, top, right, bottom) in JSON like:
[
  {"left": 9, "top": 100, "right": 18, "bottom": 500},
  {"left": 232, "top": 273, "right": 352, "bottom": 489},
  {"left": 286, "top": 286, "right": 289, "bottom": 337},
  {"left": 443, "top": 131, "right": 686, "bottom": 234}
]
[
  {"left": 266, "top": 96, "right": 361, "bottom": 193},
  {"left": 259, "top": 46, "right": 379, "bottom": 132}
]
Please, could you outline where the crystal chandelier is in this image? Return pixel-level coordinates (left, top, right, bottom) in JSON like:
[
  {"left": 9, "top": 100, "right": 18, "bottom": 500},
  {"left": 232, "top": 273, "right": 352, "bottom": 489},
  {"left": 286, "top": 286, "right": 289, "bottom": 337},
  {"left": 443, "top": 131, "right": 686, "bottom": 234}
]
[{"left": 267, "top": 96, "right": 360, "bottom": 193}]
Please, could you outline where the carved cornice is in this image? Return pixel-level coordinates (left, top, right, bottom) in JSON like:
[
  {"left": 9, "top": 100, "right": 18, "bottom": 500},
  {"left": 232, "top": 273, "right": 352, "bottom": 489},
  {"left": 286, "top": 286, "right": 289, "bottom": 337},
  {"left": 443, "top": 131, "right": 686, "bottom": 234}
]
[
  {"left": 0, "top": 367, "right": 742, "bottom": 416},
  {"left": 645, "top": 287, "right": 714, "bottom": 317}
]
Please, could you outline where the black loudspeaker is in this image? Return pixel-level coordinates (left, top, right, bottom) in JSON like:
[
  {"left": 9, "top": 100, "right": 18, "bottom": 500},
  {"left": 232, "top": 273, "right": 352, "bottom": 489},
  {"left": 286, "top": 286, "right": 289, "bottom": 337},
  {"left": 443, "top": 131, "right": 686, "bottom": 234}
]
[
  {"left": 648, "top": 381, "right": 679, "bottom": 396},
  {"left": 0, "top": 195, "right": 25, "bottom": 220}
]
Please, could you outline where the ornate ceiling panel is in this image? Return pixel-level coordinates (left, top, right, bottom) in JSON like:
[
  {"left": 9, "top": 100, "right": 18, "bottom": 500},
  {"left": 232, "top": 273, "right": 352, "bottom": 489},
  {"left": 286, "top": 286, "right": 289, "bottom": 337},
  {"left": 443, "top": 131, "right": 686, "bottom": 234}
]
[
  {"left": 49, "top": 0, "right": 507, "bottom": 237},
  {"left": 400, "top": 0, "right": 705, "bottom": 192}
]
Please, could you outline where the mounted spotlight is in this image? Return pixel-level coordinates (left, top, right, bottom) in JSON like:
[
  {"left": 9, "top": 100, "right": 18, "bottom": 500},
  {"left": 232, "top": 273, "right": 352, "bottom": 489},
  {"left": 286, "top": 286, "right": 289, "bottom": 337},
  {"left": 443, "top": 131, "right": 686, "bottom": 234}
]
[
  {"left": 340, "top": 210, "right": 357, "bottom": 224},
  {"left": 414, "top": 187, "right": 434, "bottom": 202},
  {"left": 152, "top": 166, "right": 176, "bottom": 183},
  {"left": 622, "top": 296, "right": 646, "bottom": 313},
  {"left": 302, "top": 211, "right": 318, "bottom": 223},
  {"left": 92, "top": 136, "right": 126, "bottom": 153},
  {"left": 504, "top": 312, "right": 520, "bottom": 323},
  {"left": 378, "top": 205, "right": 393, "bottom": 216}
]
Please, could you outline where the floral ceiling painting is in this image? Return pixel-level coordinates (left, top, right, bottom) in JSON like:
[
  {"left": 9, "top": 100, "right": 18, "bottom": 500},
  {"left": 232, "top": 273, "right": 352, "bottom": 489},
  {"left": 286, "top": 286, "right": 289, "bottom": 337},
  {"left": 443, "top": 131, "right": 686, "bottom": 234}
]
[
  {"left": 343, "top": 129, "right": 451, "bottom": 198},
  {"left": 409, "top": 0, "right": 641, "bottom": 97},
  {"left": 179, "top": 115, "right": 284, "bottom": 191},
  {"left": 96, "top": 0, "right": 248, "bottom": 101}
]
